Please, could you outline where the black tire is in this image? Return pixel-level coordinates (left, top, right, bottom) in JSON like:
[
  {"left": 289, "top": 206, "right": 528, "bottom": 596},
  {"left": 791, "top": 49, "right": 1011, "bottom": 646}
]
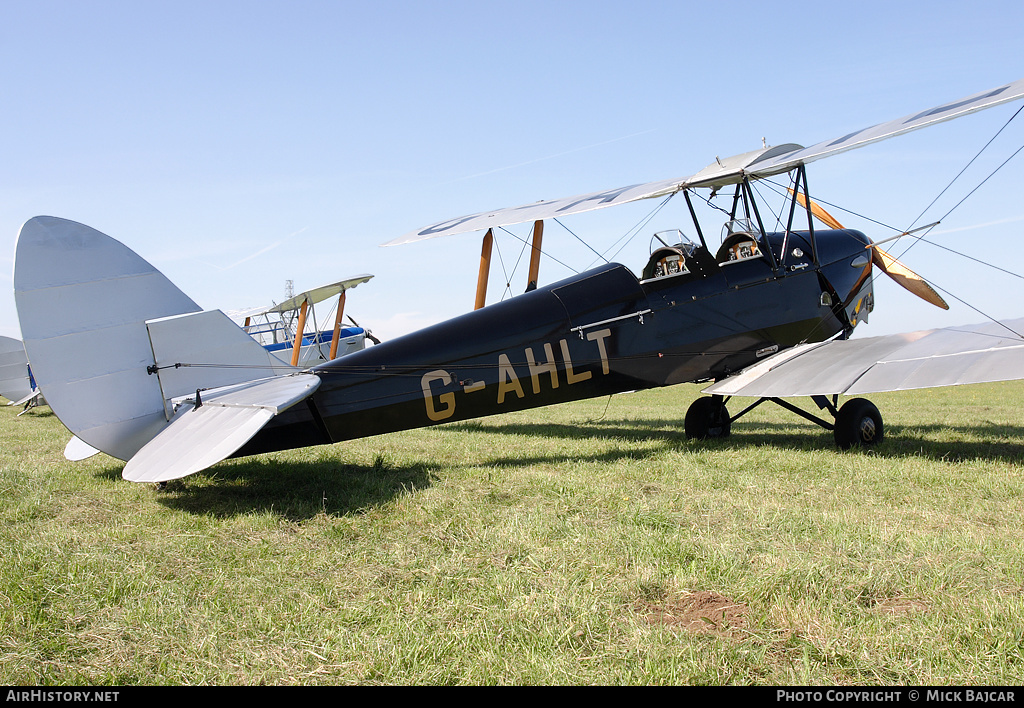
[
  {"left": 833, "top": 398, "right": 883, "bottom": 449},
  {"left": 685, "top": 397, "right": 731, "bottom": 440}
]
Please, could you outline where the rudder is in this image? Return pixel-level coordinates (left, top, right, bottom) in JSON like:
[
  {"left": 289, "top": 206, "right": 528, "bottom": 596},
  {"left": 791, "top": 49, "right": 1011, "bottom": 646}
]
[{"left": 13, "top": 216, "right": 290, "bottom": 461}]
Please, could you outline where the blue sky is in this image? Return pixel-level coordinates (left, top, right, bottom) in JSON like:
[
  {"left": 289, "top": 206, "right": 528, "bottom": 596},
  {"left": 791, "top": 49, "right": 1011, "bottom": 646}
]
[{"left": 3, "top": 0, "right": 1024, "bottom": 344}]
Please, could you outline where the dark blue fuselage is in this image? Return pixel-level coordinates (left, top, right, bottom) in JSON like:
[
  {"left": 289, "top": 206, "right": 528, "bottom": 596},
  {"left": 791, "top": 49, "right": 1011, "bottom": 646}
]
[{"left": 236, "top": 229, "right": 873, "bottom": 456}]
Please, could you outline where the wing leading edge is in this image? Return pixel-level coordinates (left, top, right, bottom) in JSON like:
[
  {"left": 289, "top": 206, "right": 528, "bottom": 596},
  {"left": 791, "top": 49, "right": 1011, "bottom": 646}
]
[
  {"left": 703, "top": 318, "right": 1024, "bottom": 398},
  {"left": 748, "top": 77, "right": 1024, "bottom": 178},
  {"left": 383, "top": 144, "right": 804, "bottom": 246},
  {"left": 386, "top": 77, "right": 1024, "bottom": 246}
]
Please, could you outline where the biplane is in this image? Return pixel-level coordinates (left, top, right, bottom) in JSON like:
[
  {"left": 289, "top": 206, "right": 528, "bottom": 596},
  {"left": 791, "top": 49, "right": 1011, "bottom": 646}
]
[
  {"left": 12, "top": 78, "right": 1024, "bottom": 484},
  {"left": 0, "top": 335, "right": 44, "bottom": 413},
  {"left": 228, "top": 276, "right": 376, "bottom": 368}
]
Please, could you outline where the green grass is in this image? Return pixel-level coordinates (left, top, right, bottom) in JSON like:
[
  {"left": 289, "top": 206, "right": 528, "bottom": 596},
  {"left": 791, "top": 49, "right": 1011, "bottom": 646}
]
[{"left": 2, "top": 382, "right": 1024, "bottom": 685}]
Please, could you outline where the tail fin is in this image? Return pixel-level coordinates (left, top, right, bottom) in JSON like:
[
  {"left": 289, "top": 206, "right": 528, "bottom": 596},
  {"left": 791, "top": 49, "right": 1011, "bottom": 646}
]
[{"left": 13, "top": 216, "right": 293, "bottom": 461}]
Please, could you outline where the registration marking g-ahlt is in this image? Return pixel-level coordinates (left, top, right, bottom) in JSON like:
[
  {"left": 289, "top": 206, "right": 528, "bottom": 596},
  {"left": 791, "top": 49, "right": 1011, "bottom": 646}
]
[{"left": 421, "top": 328, "right": 612, "bottom": 422}]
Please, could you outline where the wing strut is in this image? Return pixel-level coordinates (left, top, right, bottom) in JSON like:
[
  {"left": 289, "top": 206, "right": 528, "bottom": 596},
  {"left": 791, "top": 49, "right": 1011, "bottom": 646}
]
[
  {"left": 739, "top": 178, "right": 780, "bottom": 272},
  {"left": 289, "top": 298, "right": 310, "bottom": 366},
  {"left": 473, "top": 221, "right": 544, "bottom": 310},
  {"left": 328, "top": 291, "right": 348, "bottom": 360},
  {"left": 527, "top": 220, "right": 543, "bottom": 291},
  {"left": 474, "top": 229, "right": 494, "bottom": 310},
  {"left": 787, "top": 165, "right": 819, "bottom": 265}
]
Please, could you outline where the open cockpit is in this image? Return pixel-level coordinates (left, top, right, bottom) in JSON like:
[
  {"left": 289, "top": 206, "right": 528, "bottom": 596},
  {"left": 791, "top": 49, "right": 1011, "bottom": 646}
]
[
  {"left": 640, "top": 229, "right": 698, "bottom": 282},
  {"left": 716, "top": 219, "right": 765, "bottom": 265},
  {"left": 640, "top": 220, "right": 777, "bottom": 285}
]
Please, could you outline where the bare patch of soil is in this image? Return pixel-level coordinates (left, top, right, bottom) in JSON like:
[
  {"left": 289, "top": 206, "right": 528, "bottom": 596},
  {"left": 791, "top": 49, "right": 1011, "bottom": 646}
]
[{"left": 639, "top": 590, "right": 749, "bottom": 639}]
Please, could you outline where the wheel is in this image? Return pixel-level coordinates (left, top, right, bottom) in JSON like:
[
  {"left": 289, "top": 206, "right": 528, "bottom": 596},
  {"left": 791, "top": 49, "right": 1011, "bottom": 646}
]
[
  {"left": 833, "top": 398, "right": 883, "bottom": 449},
  {"left": 685, "top": 397, "right": 731, "bottom": 440}
]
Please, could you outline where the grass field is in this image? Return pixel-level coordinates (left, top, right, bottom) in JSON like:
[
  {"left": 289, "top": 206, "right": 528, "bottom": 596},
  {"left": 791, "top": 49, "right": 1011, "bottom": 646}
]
[{"left": 2, "top": 382, "right": 1023, "bottom": 685}]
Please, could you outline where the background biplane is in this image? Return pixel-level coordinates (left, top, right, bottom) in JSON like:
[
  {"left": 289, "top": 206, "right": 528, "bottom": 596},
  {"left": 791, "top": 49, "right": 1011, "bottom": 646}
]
[
  {"left": 12, "top": 77, "right": 1024, "bottom": 484},
  {"left": 2, "top": 275, "right": 376, "bottom": 418},
  {"left": 0, "top": 335, "right": 44, "bottom": 414},
  {"left": 228, "top": 276, "right": 376, "bottom": 368}
]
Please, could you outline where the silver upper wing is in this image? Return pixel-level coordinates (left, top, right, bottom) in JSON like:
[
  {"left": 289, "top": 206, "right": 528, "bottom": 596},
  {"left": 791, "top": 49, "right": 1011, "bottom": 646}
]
[
  {"left": 382, "top": 174, "right": 697, "bottom": 246},
  {"left": 383, "top": 144, "right": 804, "bottom": 246},
  {"left": 747, "top": 77, "right": 1024, "bottom": 178},
  {"left": 703, "top": 318, "right": 1024, "bottom": 398},
  {"left": 385, "top": 77, "right": 1024, "bottom": 247}
]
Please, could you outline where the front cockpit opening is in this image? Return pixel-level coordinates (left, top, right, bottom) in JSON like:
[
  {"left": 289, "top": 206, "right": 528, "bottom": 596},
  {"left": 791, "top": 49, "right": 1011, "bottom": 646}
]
[{"left": 716, "top": 219, "right": 765, "bottom": 264}]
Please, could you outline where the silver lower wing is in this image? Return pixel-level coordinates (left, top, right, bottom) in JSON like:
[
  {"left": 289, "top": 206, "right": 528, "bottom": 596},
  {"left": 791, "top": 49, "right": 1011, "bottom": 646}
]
[{"left": 704, "top": 318, "right": 1024, "bottom": 398}]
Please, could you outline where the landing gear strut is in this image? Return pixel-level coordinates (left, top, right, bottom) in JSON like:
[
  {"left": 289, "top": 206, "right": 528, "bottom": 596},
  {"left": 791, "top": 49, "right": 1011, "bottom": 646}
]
[{"left": 684, "top": 394, "right": 884, "bottom": 448}]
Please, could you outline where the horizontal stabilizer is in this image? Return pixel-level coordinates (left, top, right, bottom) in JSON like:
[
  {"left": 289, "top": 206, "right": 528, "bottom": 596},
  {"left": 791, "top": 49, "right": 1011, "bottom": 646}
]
[
  {"left": 13, "top": 215, "right": 305, "bottom": 461},
  {"left": 11, "top": 389, "right": 44, "bottom": 407},
  {"left": 704, "top": 317, "right": 1024, "bottom": 398},
  {"left": 122, "top": 373, "right": 321, "bottom": 483}
]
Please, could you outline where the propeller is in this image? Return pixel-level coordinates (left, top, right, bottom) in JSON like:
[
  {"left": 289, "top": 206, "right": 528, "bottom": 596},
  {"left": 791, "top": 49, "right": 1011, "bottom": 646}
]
[
  {"left": 348, "top": 315, "right": 381, "bottom": 344},
  {"left": 789, "top": 190, "right": 949, "bottom": 310}
]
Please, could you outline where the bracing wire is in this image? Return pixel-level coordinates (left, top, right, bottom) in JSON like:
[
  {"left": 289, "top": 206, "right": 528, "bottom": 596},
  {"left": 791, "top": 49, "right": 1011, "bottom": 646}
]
[
  {"left": 497, "top": 225, "right": 578, "bottom": 275},
  {"left": 490, "top": 193, "right": 678, "bottom": 283},
  {"left": 552, "top": 218, "right": 609, "bottom": 265},
  {"left": 497, "top": 231, "right": 531, "bottom": 301},
  {"left": 601, "top": 193, "right": 676, "bottom": 265},
  {"left": 906, "top": 104, "right": 1024, "bottom": 233},
  {"left": 919, "top": 143, "right": 1024, "bottom": 235}
]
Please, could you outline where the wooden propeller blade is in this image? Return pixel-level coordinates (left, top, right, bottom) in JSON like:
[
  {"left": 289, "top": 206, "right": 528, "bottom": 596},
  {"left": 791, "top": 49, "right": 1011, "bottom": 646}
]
[
  {"left": 872, "top": 246, "right": 949, "bottom": 310},
  {"left": 788, "top": 188, "right": 948, "bottom": 310},
  {"left": 789, "top": 189, "right": 845, "bottom": 230}
]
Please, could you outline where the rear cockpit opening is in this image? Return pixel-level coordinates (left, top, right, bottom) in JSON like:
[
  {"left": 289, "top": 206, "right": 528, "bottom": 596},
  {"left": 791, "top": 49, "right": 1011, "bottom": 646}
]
[{"left": 641, "top": 229, "right": 698, "bottom": 282}]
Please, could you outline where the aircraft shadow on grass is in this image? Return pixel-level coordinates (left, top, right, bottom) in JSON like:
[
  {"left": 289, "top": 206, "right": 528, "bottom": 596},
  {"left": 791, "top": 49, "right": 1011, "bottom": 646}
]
[
  {"left": 76, "top": 415, "right": 1023, "bottom": 518},
  {"left": 449, "top": 418, "right": 1024, "bottom": 466},
  {"left": 91, "top": 457, "right": 437, "bottom": 520}
]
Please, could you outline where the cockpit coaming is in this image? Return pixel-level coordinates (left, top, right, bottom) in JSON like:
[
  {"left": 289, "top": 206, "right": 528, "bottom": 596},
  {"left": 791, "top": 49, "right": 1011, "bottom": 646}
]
[{"left": 637, "top": 217, "right": 875, "bottom": 337}]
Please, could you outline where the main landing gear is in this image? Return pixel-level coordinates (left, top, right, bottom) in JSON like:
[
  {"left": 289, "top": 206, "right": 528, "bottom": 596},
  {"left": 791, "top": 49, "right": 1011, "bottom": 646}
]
[{"left": 684, "top": 394, "right": 884, "bottom": 449}]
